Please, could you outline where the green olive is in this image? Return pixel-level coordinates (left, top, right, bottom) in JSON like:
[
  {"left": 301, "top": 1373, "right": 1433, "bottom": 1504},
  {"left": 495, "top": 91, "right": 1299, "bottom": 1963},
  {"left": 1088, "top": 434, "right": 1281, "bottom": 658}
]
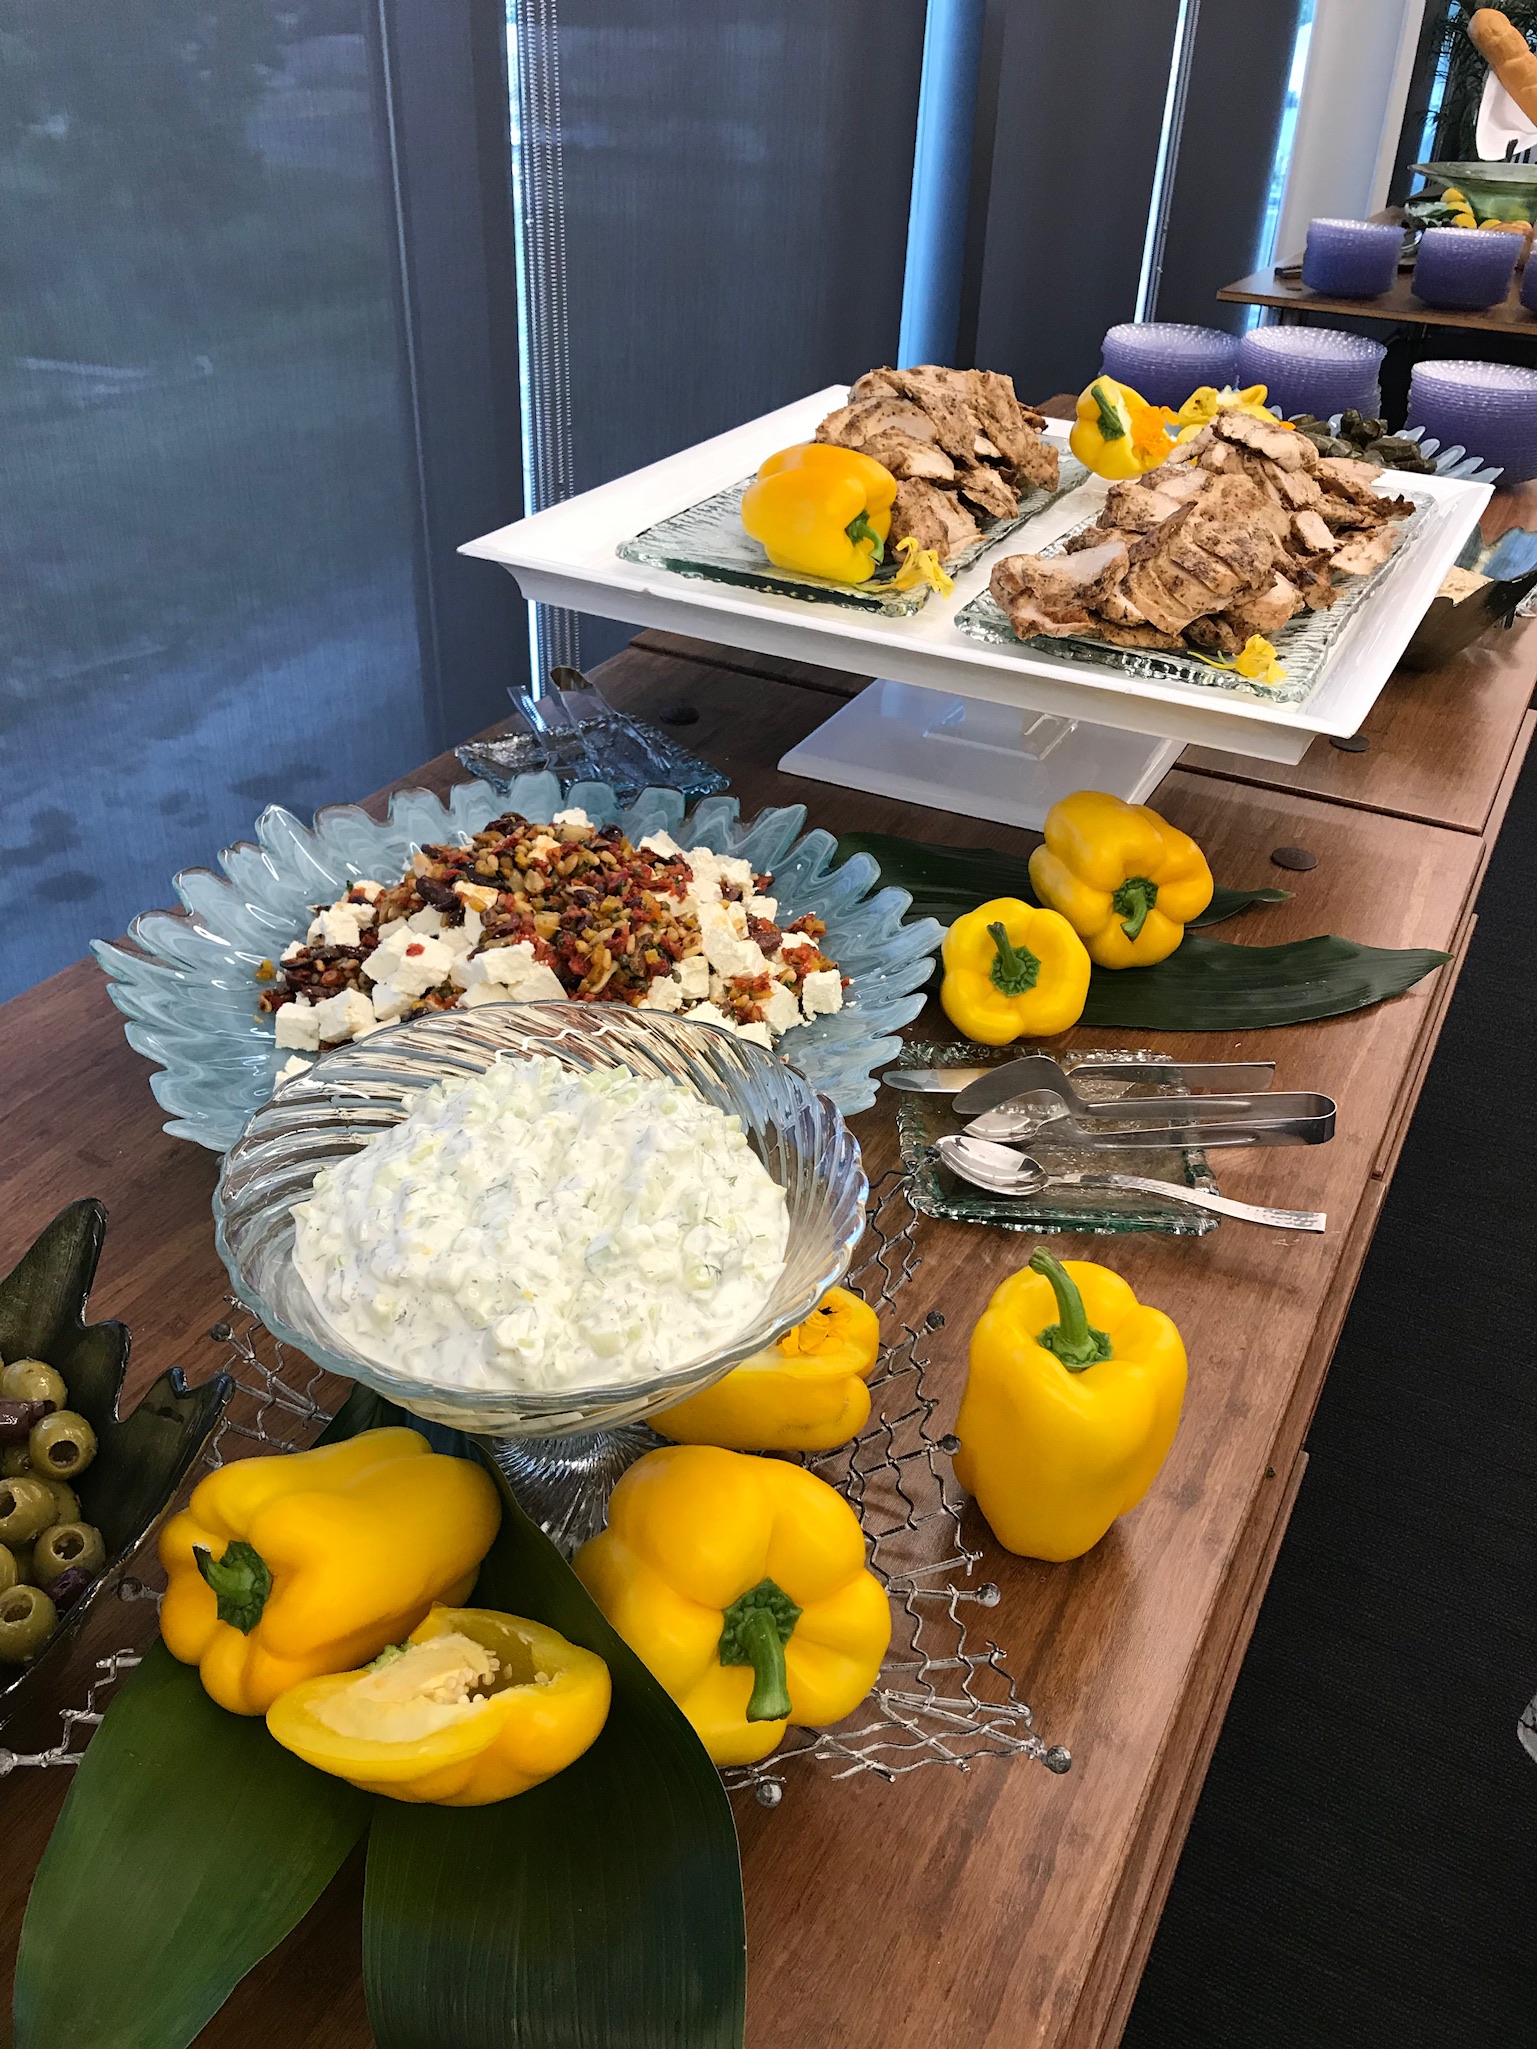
[
  {"left": 44, "top": 1478, "right": 80, "bottom": 1524},
  {"left": 0, "top": 1582, "right": 58, "bottom": 1664},
  {"left": 0, "top": 1545, "right": 17, "bottom": 1596},
  {"left": 28, "top": 1410, "right": 97, "bottom": 1480},
  {"left": 0, "top": 1475, "right": 58, "bottom": 1545},
  {"left": 1, "top": 1444, "right": 32, "bottom": 1479},
  {"left": 30, "top": 1522, "right": 106, "bottom": 1588},
  {"left": 0, "top": 1359, "right": 68, "bottom": 1407}
]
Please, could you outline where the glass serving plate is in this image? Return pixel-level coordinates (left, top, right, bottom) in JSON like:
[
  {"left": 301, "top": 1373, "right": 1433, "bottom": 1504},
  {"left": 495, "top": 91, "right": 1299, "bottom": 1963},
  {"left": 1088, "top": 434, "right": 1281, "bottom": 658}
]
[
  {"left": 93, "top": 772, "right": 943, "bottom": 1149},
  {"left": 953, "top": 475, "right": 1434, "bottom": 708},
  {"left": 894, "top": 1044, "right": 1220, "bottom": 1236},
  {"left": 616, "top": 457, "right": 1091, "bottom": 617}
]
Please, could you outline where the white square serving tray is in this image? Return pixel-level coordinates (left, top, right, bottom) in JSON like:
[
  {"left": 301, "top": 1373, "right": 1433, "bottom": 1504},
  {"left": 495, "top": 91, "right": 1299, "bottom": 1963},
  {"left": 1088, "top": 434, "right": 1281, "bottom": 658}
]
[{"left": 460, "top": 387, "right": 1490, "bottom": 767}]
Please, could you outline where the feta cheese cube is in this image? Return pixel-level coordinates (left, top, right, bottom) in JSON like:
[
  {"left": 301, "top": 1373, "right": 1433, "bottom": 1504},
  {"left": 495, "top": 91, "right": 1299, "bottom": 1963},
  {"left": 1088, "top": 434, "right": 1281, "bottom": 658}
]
[
  {"left": 274, "top": 1000, "right": 321, "bottom": 1051},
  {"left": 312, "top": 988, "right": 376, "bottom": 1044},
  {"left": 801, "top": 969, "right": 844, "bottom": 1019},
  {"left": 390, "top": 934, "right": 456, "bottom": 997},
  {"left": 275, "top": 1055, "right": 312, "bottom": 1086},
  {"left": 376, "top": 917, "right": 408, "bottom": 945},
  {"left": 680, "top": 1000, "right": 732, "bottom": 1032},
  {"left": 736, "top": 1021, "right": 774, "bottom": 1050},
  {"left": 458, "top": 942, "right": 566, "bottom": 1002},
  {"left": 552, "top": 807, "right": 592, "bottom": 835},
  {"left": 641, "top": 972, "right": 685, "bottom": 1012},
  {"left": 725, "top": 900, "right": 750, "bottom": 938},
  {"left": 437, "top": 910, "right": 482, "bottom": 958},
  {"left": 761, "top": 979, "right": 802, "bottom": 1036},
  {"left": 454, "top": 879, "right": 500, "bottom": 914},
  {"left": 698, "top": 902, "right": 767, "bottom": 979},
  {"left": 717, "top": 856, "right": 755, "bottom": 894},
  {"left": 676, "top": 952, "right": 710, "bottom": 999},
  {"left": 778, "top": 929, "right": 816, "bottom": 955},
  {"left": 639, "top": 830, "right": 684, "bottom": 859},
  {"left": 316, "top": 905, "right": 364, "bottom": 949},
  {"left": 371, "top": 980, "right": 413, "bottom": 1022},
  {"left": 353, "top": 880, "right": 384, "bottom": 901},
  {"left": 406, "top": 907, "right": 444, "bottom": 935},
  {"left": 363, "top": 923, "right": 413, "bottom": 981},
  {"left": 683, "top": 847, "right": 721, "bottom": 905},
  {"left": 745, "top": 894, "right": 777, "bottom": 924},
  {"left": 280, "top": 941, "right": 304, "bottom": 963}
]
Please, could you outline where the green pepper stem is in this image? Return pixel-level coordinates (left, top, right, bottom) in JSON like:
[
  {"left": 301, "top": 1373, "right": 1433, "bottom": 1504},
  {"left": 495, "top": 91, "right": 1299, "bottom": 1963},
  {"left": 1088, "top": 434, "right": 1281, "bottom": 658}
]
[
  {"left": 1091, "top": 381, "right": 1127, "bottom": 440},
  {"left": 845, "top": 509, "right": 884, "bottom": 565},
  {"left": 1028, "top": 1250, "right": 1113, "bottom": 1371},
  {"left": 719, "top": 1577, "right": 801, "bottom": 1723},
  {"left": 1112, "top": 875, "right": 1159, "bottom": 943},
  {"left": 194, "top": 1539, "right": 273, "bottom": 1635},
  {"left": 988, "top": 921, "right": 1041, "bottom": 996}
]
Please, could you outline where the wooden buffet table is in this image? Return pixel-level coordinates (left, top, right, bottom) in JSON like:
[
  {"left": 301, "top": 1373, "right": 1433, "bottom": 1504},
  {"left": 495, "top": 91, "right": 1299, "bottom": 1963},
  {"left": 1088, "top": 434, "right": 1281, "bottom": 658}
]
[{"left": 2, "top": 598, "right": 1534, "bottom": 2047}]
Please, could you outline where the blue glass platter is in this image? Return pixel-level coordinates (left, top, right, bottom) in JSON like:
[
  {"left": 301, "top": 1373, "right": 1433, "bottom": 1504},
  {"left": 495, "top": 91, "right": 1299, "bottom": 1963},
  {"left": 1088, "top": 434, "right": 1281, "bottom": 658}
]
[{"left": 93, "top": 773, "right": 943, "bottom": 1149}]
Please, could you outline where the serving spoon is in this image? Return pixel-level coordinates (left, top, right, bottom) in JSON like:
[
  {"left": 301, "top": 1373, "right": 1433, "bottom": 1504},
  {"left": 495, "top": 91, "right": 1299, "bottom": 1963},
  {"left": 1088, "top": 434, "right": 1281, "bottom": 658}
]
[{"left": 935, "top": 1134, "right": 1327, "bottom": 1233}]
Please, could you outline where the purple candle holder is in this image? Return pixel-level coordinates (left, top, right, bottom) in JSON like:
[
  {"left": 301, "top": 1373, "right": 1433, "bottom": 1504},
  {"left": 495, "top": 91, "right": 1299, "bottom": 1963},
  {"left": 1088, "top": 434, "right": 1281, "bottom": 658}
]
[
  {"left": 1100, "top": 323, "right": 1239, "bottom": 409},
  {"left": 1408, "top": 360, "right": 1537, "bottom": 481},
  {"left": 1235, "top": 326, "right": 1386, "bottom": 422},
  {"left": 1301, "top": 218, "right": 1403, "bottom": 298},
  {"left": 1412, "top": 227, "right": 1519, "bottom": 311}
]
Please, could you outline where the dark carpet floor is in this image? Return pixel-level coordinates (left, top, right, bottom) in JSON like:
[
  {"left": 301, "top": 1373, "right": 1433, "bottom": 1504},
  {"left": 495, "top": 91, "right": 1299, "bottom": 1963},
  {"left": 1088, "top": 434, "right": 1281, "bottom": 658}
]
[{"left": 1122, "top": 742, "right": 1537, "bottom": 2049}]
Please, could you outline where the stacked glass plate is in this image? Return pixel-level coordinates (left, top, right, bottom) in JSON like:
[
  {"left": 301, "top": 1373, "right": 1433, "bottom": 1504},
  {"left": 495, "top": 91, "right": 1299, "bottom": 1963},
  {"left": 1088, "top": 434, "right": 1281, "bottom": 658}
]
[
  {"left": 1407, "top": 360, "right": 1537, "bottom": 485},
  {"left": 1100, "top": 322, "right": 1239, "bottom": 408},
  {"left": 1237, "top": 326, "right": 1385, "bottom": 420}
]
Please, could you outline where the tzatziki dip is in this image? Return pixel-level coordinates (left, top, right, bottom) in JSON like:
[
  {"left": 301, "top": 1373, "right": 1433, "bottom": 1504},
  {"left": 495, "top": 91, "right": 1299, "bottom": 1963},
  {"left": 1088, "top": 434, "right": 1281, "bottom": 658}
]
[{"left": 291, "top": 1053, "right": 788, "bottom": 1391}]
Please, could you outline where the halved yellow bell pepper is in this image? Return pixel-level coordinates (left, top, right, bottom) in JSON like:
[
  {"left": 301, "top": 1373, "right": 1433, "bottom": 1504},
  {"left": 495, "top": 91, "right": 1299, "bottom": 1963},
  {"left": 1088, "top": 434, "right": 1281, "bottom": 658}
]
[
  {"left": 1173, "top": 382, "right": 1290, "bottom": 443},
  {"left": 573, "top": 1445, "right": 890, "bottom": 1766},
  {"left": 652, "top": 1287, "right": 880, "bottom": 1453},
  {"left": 265, "top": 1604, "right": 611, "bottom": 1805},
  {"left": 953, "top": 1251, "right": 1187, "bottom": 1561},
  {"left": 940, "top": 896, "right": 1091, "bottom": 1044},
  {"left": 159, "top": 1429, "right": 502, "bottom": 1715},
  {"left": 1069, "top": 377, "right": 1174, "bottom": 479},
  {"left": 1028, "top": 790, "right": 1213, "bottom": 969},
  {"left": 741, "top": 442, "right": 897, "bottom": 583}
]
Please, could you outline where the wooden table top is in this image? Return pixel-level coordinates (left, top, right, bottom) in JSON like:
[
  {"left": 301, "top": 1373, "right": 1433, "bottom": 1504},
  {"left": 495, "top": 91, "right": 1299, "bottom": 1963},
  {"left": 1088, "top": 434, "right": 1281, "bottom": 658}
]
[
  {"left": 1218, "top": 259, "right": 1537, "bottom": 333},
  {"left": 0, "top": 629, "right": 1525, "bottom": 2049}
]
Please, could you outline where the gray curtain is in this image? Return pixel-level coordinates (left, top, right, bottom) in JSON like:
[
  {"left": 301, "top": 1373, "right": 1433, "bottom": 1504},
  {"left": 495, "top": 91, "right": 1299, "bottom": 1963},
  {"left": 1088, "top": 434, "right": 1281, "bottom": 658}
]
[
  {"left": 1154, "top": 0, "right": 1305, "bottom": 332},
  {"left": 525, "top": 1, "right": 928, "bottom": 667},
  {"left": 966, "top": 0, "right": 1183, "bottom": 404}
]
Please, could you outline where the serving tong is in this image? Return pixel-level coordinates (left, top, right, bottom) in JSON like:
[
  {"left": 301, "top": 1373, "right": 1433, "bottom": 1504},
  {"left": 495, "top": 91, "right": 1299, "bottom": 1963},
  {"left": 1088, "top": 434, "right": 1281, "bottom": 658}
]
[
  {"left": 936, "top": 1134, "right": 1327, "bottom": 1233},
  {"left": 890, "top": 1053, "right": 1336, "bottom": 1152}
]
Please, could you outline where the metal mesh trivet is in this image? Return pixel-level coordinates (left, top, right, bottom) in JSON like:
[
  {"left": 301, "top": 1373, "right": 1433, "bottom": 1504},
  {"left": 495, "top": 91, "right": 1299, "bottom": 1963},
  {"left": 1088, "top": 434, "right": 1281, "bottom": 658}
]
[{"left": 11, "top": 1176, "right": 1069, "bottom": 1795}]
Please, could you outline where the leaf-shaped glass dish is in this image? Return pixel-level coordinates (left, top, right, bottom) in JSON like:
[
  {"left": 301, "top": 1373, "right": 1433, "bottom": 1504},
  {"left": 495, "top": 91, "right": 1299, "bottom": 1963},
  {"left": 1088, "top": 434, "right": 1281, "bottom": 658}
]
[
  {"left": 0, "top": 1200, "right": 231, "bottom": 1730},
  {"left": 617, "top": 458, "right": 1091, "bottom": 615},
  {"left": 893, "top": 1045, "right": 1220, "bottom": 1236},
  {"left": 955, "top": 477, "right": 1435, "bottom": 707},
  {"left": 93, "top": 773, "right": 944, "bottom": 1149}
]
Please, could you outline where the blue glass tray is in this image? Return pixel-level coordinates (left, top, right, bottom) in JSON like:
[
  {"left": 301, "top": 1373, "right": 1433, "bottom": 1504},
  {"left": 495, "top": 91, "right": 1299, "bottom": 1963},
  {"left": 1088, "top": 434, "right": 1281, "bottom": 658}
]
[{"left": 94, "top": 773, "right": 943, "bottom": 1148}]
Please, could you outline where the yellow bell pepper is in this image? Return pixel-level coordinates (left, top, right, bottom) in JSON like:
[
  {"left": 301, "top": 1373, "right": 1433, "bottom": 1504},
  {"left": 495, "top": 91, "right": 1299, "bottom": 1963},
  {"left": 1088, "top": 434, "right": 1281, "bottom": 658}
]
[
  {"left": 1069, "top": 377, "right": 1174, "bottom": 479},
  {"left": 953, "top": 1250, "right": 1187, "bottom": 1561},
  {"left": 940, "top": 896, "right": 1091, "bottom": 1045},
  {"left": 573, "top": 1445, "right": 890, "bottom": 1766},
  {"left": 1028, "top": 789, "right": 1213, "bottom": 970},
  {"left": 265, "top": 1604, "right": 610, "bottom": 1805},
  {"left": 652, "top": 1287, "right": 881, "bottom": 1453},
  {"left": 1173, "top": 382, "right": 1291, "bottom": 443},
  {"left": 741, "top": 442, "right": 897, "bottom": 583},
  {"left": 159, "top": 1429, "right": 501, "bottom": 1715}
]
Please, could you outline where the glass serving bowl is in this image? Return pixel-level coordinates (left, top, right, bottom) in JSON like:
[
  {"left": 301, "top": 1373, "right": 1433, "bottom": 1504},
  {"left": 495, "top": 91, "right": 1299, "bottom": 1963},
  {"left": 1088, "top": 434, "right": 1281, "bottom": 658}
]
[{"left": 213, "top": 1003, "right": 867, "bottom": 1538}]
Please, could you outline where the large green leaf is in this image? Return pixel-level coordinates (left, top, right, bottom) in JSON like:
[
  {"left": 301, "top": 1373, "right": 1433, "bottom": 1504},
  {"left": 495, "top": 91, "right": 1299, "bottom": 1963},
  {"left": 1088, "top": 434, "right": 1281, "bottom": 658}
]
[
  {"left": 1077, "top": 931, "right": 1451, "bottom": 1029},
  {"left": 843, "top": 831, "right": 1446, "bottom": 1029},
  {"left": 12, "top": 1642, "right": 372, "bottom": 2049},
  {"left": 362, "top": 1451, "right": 745, "bottom": 2049},
  {"left": 0, "top": 1199, "right": 231, "bottom": 1729},
  {"left": 839, "top": 831, "right": 1289, "bottom": 929}
]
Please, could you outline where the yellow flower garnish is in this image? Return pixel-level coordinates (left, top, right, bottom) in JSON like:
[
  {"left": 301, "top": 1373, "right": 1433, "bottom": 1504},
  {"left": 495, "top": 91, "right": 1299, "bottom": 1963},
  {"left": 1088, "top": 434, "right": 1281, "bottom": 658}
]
[
  {"left": 890, "top": 535, "right": 955, "bottom": 596},
  {"left": 1193, "top": 634, "right": 1287, "bottom": 688}
]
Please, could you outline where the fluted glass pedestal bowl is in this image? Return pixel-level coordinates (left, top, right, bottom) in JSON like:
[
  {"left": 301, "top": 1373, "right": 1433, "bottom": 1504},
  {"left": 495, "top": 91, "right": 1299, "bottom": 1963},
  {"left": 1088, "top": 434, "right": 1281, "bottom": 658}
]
[{"left": 214, "top": 1005, "right": 867, "bottom": 1535}]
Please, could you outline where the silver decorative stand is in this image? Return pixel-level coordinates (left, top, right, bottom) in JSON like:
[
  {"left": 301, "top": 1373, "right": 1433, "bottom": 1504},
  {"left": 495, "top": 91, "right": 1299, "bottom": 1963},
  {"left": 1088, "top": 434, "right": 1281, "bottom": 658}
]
[{"left": 7, "top": 1177, "right": 1071, "bottom": 1796}]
